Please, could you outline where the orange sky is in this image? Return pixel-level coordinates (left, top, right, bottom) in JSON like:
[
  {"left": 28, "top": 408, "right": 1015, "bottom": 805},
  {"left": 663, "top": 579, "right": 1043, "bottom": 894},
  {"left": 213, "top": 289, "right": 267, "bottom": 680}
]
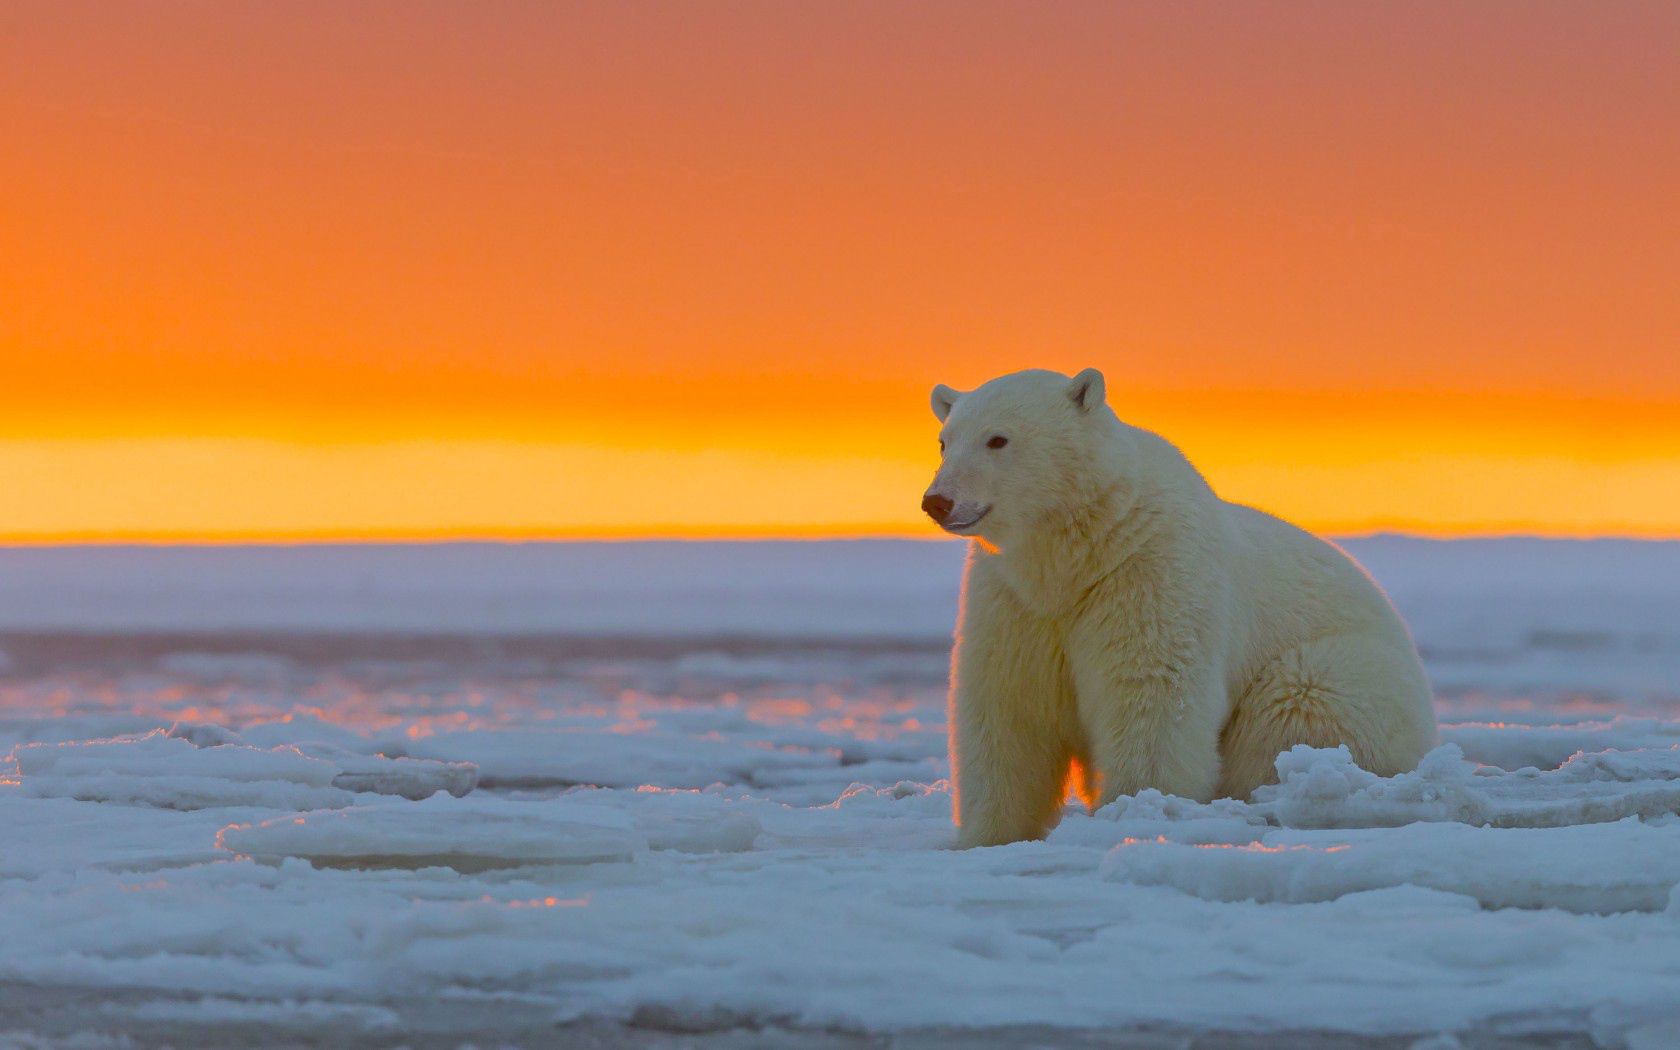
[{"left": 3, "top": 2, "right": 1679, "bottom": 541}]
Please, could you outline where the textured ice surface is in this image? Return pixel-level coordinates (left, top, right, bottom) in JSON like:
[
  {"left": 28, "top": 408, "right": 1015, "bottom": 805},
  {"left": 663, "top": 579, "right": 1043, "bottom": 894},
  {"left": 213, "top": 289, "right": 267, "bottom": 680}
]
[
  {"left": 15, "top": 731, "right": 354, "bottom": 811},
  {"left": 4, "top": 538, "right": 1680, "bottom": 1043},
  {"left": 1254, "top": 742, "right": 1680, "bottom": 829},
  {"left": 219, "top": 789, "right": 761, "bottom": 870},
  {"left": 398, "top": 724, "right": 845, "bottom": 791},
  {"left": 1101, "top": 818, "right": 1680, "bottom": 912},
  {"left": 14, "top": 729, "right": 477, "bottom": 809},
  {"left": 219, "top": 796, "right": 644, "bottom": 870},
  {"left": 1443, "top": 717, "right": 1680, "bottom": 771}
]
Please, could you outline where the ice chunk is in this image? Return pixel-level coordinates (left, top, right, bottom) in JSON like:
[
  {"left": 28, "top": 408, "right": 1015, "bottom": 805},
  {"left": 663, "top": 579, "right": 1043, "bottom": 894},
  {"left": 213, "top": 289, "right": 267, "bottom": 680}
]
[
  {"left": 0, "top": 794, "right": 229, "bottom": 878},
  {"left": 167, "top": 722, "right": 244, "bottom": 748},
  {"left": 322, "top": 750, "right": 478, "bottom": 801},
  {"left": 1443, "top": 717, "right": 1680, "bottom": 772},
  {"left": 1101, "top": 818, "right": 1680, "bottom": 913},
  {"left": 14, "top": 731, "right": 353, "bottom": 811},
  {"left": 561, "top": 786, "right": 762, "bottom": 853},
  {"left": 16, "top": 729, "right": 478, "bottom": 810},
  {"left": 229, "top": 715, "right": 387, "bottom": 753},
  {"left": 746, "top": 779, "right": 958, "bottom": 849},
  {"left": 401, "top": 727, "right": 837, "bottom": 790},
  {"left": 1054, "top": 789, "right": 1271, "bottom": 847},
  {"left": 166, "top": 722, "right": 477, "bottom": 798},
  {"left": 1254, "top": 743, "right": 1680, "bottom": 829},
  {"left": 217, "top": 795, "right": 643, "bottom": 871}
]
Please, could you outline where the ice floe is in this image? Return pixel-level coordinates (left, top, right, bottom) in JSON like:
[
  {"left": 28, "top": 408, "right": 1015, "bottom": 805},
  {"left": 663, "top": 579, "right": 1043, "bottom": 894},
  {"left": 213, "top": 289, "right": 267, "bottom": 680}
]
[{"left": 5, "top": 539, "right": 1680, "bottom": 1043}]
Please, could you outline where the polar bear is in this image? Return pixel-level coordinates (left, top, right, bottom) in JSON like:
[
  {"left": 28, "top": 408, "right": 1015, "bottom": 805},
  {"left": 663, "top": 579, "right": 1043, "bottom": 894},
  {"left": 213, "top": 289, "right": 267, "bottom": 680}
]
[{"left": 923, "top": 368, "right": 1437, "bottom": 847}]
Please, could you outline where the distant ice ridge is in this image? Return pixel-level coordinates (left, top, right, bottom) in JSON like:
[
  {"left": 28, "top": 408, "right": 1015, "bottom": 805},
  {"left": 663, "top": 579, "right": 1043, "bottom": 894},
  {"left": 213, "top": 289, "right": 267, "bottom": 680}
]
[{"left": 3, "top": 538, "right": 1680, "bottom": 697}]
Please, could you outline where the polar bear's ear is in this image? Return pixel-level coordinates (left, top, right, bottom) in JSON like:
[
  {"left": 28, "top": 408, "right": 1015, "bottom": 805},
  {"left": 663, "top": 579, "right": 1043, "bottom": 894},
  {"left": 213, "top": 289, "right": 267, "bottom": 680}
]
[
  {"left": 1067, "top": 368, "right": 1106, "bottom": 413},
  {"left": 930, "top": 384, "right": 962, "bottom": 422}
]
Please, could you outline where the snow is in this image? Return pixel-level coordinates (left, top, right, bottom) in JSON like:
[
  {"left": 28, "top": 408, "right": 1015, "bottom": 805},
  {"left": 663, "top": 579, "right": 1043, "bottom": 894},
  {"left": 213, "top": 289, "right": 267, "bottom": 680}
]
[{"left": 3, "top": 537, "right": 1680, "bottom": 1043}]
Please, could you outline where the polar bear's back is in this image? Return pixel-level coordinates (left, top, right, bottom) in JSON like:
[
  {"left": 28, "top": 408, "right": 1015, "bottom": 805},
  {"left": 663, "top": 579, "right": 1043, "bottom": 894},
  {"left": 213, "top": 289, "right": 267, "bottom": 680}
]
[
  {"left": 1211, "top": 499, "right": 1437, "bottom": 794},
  {"left": 1128, "top": 425, "right": 1415, "bottom": 657},
  {"left": 1221, "top": 500, "right": 1417, "bottom": 654}
]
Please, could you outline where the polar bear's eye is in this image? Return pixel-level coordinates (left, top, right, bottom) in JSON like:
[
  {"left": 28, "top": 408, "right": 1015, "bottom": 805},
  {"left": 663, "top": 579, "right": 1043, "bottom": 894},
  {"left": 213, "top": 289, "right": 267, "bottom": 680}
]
[{"left": 986, "top": 435, "right": 1008, "bottom": 449}]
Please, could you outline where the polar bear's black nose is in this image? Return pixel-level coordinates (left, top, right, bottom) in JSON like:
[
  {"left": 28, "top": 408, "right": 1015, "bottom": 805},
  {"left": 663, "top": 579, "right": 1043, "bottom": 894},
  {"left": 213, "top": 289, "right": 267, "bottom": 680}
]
[{"left": 922, "top": 493, "right": 954, "bottom": 525}]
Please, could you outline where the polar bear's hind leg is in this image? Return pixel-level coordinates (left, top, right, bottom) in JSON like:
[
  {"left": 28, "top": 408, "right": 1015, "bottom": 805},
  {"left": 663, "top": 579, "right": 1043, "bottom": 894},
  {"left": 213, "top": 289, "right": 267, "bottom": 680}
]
[{"left": 1215, "top": 634, "right": 1436, "bottom": 800}]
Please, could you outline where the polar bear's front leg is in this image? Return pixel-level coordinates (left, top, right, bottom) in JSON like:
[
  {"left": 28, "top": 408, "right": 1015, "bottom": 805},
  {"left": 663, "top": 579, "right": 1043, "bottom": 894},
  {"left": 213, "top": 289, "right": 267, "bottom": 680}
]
[
  {"left": 948, "top": 565, "right": 1076, "bottom": 848},
  {"left": 1062, "top": 559, "right": 1230, "bottom": 806},
  {"left": 1070, "top": 658, "right": 1225, "bottom": 806}
]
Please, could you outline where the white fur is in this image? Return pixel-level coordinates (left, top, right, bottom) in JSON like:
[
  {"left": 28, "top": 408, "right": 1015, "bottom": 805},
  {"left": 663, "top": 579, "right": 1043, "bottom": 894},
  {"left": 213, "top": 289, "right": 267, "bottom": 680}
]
[{"left": 925, "top": 369, "right": 1437, "bottom": 847}]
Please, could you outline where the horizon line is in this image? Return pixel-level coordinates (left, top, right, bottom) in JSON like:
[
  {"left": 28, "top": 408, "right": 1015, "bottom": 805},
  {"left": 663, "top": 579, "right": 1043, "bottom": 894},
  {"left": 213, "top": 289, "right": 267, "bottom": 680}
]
[{"left": 4, "top": 525, "right": 1680, "bottom": 549}]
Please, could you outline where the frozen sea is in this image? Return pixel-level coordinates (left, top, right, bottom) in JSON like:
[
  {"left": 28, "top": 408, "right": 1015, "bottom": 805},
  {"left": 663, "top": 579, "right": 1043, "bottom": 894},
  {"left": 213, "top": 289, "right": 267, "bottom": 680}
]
[{"left": 4, "top": 537, "right": 1680, "bottom": 1048}]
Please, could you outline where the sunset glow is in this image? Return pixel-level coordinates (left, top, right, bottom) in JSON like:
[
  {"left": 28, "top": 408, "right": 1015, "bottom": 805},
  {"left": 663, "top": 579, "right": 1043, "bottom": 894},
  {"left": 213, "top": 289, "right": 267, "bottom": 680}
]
[{"left": 5, "top": 3, "right": 1678, "bottom": 541}]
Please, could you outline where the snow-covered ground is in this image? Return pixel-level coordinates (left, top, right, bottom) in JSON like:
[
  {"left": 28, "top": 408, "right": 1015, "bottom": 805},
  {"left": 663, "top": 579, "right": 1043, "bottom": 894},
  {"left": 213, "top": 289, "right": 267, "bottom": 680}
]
[{"left": 4, "top": 538, "right": 1680, "bottom": 1047}]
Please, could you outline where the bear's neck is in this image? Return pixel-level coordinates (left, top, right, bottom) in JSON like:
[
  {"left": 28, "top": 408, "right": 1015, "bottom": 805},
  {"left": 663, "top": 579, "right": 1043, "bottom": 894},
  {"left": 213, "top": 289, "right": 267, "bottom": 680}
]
[
  {"left": 986, "top": 427, "right": 1202, "bottom": 619},
  {"left": 989, "top": 475, "right": 1154, "bottom": 619}
]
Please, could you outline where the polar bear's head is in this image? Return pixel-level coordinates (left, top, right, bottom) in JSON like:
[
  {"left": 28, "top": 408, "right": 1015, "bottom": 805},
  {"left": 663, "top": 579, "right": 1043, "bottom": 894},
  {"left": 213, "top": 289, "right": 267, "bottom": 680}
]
[{"left": 922, "top": 368, "right": 1114, "bottom": 544}]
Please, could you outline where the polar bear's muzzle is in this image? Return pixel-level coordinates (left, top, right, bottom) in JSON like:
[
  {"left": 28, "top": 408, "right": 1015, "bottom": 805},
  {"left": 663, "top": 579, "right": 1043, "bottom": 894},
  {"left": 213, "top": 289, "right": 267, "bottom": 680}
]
[
  {"left": 923, "top": 492, "right": 991, "bottom": 534},
  {"left": 942, "top": 505, "right": 991, "bottom": 533}
]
